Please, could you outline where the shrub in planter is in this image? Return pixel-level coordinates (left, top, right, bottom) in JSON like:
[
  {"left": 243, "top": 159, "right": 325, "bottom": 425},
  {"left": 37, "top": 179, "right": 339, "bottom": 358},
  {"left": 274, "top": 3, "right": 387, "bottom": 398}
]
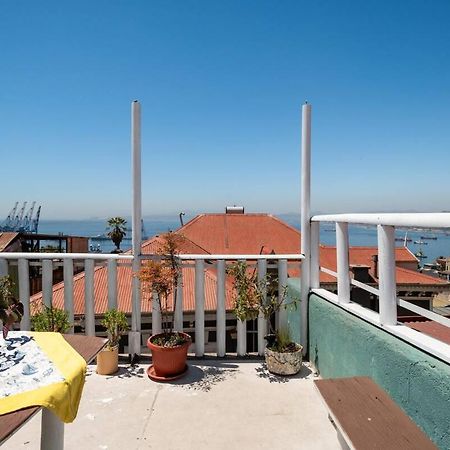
[
  {"left": 31, "top": 304, "right": 71, "bottom": 333},
  {"left": 138, "top": 232, "right": 191, "bottom": 381},
  {"left": 97, "top": 309, "right": 128, "bottom": 375},
  {"left": 227, "top": 261, "right": 302, "bottom": 375}
]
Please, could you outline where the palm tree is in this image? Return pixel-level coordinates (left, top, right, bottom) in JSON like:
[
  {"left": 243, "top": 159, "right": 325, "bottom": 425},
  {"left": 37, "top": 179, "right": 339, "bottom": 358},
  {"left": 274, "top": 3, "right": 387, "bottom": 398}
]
[{"left": 106, "top": 217, "right": 127, "bottom": 253}]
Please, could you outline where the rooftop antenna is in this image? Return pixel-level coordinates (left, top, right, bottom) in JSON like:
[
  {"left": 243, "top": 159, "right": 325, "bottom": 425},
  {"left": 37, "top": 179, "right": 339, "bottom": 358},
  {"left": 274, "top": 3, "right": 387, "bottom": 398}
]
[{"left": 179, "top": 212, "right": 185, "bottom": 227}]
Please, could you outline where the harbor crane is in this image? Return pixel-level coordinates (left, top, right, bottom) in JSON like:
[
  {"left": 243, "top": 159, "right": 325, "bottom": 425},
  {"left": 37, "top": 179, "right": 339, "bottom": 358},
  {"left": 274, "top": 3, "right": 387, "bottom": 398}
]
[{"left": 0, "top": 202, "right": 41, "bottom": 233}]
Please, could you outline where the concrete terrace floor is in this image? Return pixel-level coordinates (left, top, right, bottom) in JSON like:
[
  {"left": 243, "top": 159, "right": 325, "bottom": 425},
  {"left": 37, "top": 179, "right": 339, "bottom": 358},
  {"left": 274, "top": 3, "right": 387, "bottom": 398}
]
[{"left": 4, "top": 360, "right": 340, "bottom": 450}]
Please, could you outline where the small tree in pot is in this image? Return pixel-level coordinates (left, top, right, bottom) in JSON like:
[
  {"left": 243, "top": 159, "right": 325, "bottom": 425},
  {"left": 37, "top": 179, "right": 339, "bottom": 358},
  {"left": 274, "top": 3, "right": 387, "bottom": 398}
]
[
  {"left": 97, "top": 309, "right": 128, "bottom": 375},
  {"left": 138, "top": 232, "right": 191, "bottom": 381},
  {"left": 227, "top": 261, "right": 302, "bottom": 375}
]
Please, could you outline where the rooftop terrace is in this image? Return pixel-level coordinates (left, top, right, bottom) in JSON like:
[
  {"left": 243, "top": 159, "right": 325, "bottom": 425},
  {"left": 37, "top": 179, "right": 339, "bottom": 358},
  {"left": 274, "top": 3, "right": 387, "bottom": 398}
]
[{"left": 2, "top": 360, "right": 340, "bottom": 450}]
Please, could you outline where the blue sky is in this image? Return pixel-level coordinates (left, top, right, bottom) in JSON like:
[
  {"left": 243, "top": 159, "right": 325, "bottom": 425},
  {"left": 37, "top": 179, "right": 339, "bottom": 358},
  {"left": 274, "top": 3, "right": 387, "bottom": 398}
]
[{"left": 1, "top": 1, "right": 450, "bottom": 220}]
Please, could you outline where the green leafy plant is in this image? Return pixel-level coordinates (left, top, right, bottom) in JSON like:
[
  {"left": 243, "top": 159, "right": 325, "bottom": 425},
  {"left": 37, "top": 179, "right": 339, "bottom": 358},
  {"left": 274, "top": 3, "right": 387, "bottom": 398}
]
[
  {"left": 101, "top": 309, "right": 128, "bottom": 349},
  {"left": 31, "top": 304, "right": 71, "bottom": 333},
  {"left": 138, "top": 232, "right": 188, "bottom": 347},
  {"left": 227, "top": 261, "right": 299, "bottom": 352},
  {"left": 0, "top": 276, "right": 24, "bottom": 338},
  {"left": 106, "top": 217, "right": 127, "bottom": 253}
]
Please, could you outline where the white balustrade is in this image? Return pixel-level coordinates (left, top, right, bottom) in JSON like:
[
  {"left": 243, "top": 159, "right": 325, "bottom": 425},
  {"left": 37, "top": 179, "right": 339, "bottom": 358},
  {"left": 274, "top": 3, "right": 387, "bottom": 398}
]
[
  {"left": 194, "top": 259, "right": 205, "bottom": 357},
  {"left": 257, "top": 259, "right": 268, "bottom": 356},
  {"left": 18, "top": 259, "right": 30, "bottom": 330},
  {"left": 216, "top": 259, "right": 226, "bottom": 357},
  {"left": 336, "top": 222, "right": 350, "bottom": 304},
  {"left": 377, "top": 225, "right": 397, "bottom": 326},
  {"left": 63, "top": 259, "right": 74, "bottom": 333},
  {"left": 84, "top": 259, "right": 95, "bottom": 336}
]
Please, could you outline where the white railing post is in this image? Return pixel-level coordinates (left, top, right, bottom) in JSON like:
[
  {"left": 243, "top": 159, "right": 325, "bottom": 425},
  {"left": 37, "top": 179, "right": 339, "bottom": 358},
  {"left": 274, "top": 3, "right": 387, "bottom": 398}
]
[
  {"left": 378, "top": 225, "right": 397, "bottom": 325},
  {"left": 257, "top": 259, "right": 268, "bottom": 356},
  {"left": 174, "top": 271, "right": 183, "bottom": 332},
  {"left": 278, "top": 259, "right": 288, "bottom": 331},
  {"left": 236, "top": 259, "right": 247, "bottom": 357},
  {"left": 216, "top": 260, "right": 226, "bottom": 357},
  {"left": 84, "top": 259, "right": 95, "bottom": 336},
  {"left": 41, "top": 409, "right": 64, "bottom": 450},
  {"left": 152, "top": 291, "right": 162, "bottom": 335},
  {"left": 63, "top": 259, "right": 74, "bottom": 333},
  {"left": 310, "top": 221, "right": 320, "bottom": 289},
  {"left": 300, "top": 102, "right": 312, "bottom": 354},
  {"left": 42, "top": 259, "right": 53, "bottom": 308},
  {"left": 336, "top": 222, "right": 350, "bottom": 303},
  {"left": 195, "top": 259, "right": 205, "bottom": 357},
  {"left": 18, "top": 259, "right": 30, "bottom": 330},
  {"left": 107, "top": 259, "right": 118, "bottom": 311},
  {"left": 0, "top": 258, "right": 8, "bottom": 276},
  {"left": 130, "top": 99, "right": 142, "bottom": 357},
  {"left": 236, "top": 319, "right": 247, "bottom": 356}
]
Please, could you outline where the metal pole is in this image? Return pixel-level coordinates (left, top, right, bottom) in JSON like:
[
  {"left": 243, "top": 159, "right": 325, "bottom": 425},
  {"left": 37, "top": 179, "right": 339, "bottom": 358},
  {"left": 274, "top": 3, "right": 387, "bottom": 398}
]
[
  {"left": 300, "top": 102, "right": 311, "bottom": 355},
  {"left": 130, "top": 100, "right": 142, "bottom": 357}
]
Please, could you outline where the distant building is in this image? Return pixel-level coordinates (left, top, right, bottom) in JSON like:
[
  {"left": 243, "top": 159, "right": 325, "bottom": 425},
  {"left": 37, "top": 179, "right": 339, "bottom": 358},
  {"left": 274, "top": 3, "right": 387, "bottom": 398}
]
[{"left": 1, "top": 231, "right": 88, "bottom": 295}]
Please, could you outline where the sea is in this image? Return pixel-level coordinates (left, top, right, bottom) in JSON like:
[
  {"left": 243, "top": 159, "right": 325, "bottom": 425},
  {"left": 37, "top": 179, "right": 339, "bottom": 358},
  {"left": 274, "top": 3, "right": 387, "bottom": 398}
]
[{"left": 37, "top": 216, "right": 450, "bottom": 266}]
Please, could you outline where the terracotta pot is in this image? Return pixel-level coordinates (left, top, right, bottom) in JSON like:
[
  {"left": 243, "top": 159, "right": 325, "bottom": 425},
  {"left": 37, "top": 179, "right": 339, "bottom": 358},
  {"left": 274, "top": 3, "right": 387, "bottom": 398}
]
[
  {"left": 147, "top": 332, "right": 191, "bottom": 380},
  {"left": 264, "top": 344, "right": 303, "bottom": 376},
  {"left": 96, "top": 346, "right": 119, "bottom": 375}
]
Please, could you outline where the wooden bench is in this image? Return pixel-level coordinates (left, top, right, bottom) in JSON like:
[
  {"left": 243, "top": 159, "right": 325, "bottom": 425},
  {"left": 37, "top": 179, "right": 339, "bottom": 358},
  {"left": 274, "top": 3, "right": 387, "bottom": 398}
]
[
  {"left": 314, "top": 376, "right": 437, "bottom": 450},
  {"left": 0, "top": 334, "right": 107, "bottom": 449}
]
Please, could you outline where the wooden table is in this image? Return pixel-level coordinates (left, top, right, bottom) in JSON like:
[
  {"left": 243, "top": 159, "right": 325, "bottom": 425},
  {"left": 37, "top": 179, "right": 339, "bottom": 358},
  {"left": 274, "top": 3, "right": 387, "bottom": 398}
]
[
  {"left": 0, "top": 334, "right": 107, "bottom": 449},
  {"left": 314, "top": 376, "right": 437, "bottom": 450}
]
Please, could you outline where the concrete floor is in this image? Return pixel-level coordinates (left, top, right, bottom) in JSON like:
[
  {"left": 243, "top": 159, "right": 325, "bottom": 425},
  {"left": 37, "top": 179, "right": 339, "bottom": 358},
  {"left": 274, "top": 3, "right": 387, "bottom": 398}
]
[{"left": 3, "top": 360, "right": 340, "bottom": 450}]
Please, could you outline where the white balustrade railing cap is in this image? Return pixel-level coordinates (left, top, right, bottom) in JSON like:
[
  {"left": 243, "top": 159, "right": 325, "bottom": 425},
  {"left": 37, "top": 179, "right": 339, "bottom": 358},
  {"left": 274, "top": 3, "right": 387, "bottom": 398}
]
[
  {"left": 0, "top": 252, "right": 134, "bottom": 260},
  {"left": 311, "top": 212, "right": 450, "bottom": 228}
]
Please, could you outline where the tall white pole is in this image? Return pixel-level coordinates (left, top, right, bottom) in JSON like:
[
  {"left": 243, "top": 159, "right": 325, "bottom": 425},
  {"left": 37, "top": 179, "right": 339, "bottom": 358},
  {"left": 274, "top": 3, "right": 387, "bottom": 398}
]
[
  {"left": 130, "top": 100, "right": 142, "bottom": 357},
  {"left": 300, "top": 102, "right": 311, "bottom": 356}
]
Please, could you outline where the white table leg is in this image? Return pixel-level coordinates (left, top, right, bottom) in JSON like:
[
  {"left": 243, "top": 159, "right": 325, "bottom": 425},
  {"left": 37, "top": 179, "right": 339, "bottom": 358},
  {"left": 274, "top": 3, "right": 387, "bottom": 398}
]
[{"left": 41, "top": 409, "right": 64, "bottom": 450}]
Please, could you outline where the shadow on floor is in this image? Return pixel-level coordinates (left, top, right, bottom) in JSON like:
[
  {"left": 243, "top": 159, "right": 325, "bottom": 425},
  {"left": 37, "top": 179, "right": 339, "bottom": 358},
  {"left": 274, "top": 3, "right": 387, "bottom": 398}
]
[
  {"left": 168, "top": 362, "right": 240, "bottom": 392},
  {"left": 255, "top": 362, "right": 312, "bottom": 383}
]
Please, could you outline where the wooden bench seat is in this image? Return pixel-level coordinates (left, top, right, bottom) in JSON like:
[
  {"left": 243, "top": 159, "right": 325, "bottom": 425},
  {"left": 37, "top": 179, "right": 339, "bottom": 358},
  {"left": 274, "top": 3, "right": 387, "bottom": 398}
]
[{"left": 314, "top": 376, "right": 437, "bottom": 450}]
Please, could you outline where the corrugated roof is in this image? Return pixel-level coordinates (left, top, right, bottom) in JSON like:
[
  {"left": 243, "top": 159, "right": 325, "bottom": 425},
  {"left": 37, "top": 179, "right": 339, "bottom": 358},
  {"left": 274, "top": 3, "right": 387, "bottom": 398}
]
[
  {"left": 404, "top": 319, "right": 450, "bottom": 345},
  {"left": 0, "top": 232, "right": 19, "bottom": 252}
]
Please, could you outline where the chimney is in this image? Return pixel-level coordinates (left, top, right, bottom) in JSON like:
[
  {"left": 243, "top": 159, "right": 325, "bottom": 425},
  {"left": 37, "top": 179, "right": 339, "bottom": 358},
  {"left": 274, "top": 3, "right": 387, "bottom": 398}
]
[
  {"left": 371, "top": 255, "right": 378, "bottom": 279},
  {"left": 225, "top": 206, "right": 245, "bottom": 214}
]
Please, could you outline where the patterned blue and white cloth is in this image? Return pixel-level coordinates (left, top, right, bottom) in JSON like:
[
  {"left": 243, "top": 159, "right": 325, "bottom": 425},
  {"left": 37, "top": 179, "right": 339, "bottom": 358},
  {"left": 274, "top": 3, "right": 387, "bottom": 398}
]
[{"left": 0, "top": 331, "right": 64, "bottom": 398}]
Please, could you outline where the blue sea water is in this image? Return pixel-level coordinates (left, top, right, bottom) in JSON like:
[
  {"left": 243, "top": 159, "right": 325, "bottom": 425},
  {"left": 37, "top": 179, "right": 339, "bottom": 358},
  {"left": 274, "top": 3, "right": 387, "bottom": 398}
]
[{"left": 37, "top": 217, "right": 450, "bottom": 264}]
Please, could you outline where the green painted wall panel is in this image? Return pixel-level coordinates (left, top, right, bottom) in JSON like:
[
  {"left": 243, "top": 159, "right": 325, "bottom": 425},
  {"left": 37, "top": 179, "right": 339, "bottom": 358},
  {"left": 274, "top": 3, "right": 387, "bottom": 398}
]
[{"left": 304, "top": 291, "right": 450, "bottom": 449}]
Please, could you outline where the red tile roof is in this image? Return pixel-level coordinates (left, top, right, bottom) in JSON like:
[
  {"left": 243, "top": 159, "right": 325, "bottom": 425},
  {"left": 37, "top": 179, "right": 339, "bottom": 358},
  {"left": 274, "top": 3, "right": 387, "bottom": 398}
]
[
  {"left": 403, "top": 320, "right": 450, "bottom": 345},
  {"left": 179, "top": 213, "right": 301, "bottom": 254}
]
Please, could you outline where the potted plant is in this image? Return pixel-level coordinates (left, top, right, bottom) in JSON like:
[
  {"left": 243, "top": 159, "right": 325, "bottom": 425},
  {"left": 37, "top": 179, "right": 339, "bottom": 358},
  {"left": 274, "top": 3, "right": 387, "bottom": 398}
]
[
  {"left": 0, "top": 276, "right": 24, "bottom": 338},
  {"left": 138, "top": 232, "right": 191, "bottom": 381},
  {"left": 31, "top": 303, "right": 71, "bottom": 333},
  {"left": 97, "top": 309, "right": 128, "bottom": 375},
  {"left": 227, "top": 261, "right": 302, "bottom": 376}
]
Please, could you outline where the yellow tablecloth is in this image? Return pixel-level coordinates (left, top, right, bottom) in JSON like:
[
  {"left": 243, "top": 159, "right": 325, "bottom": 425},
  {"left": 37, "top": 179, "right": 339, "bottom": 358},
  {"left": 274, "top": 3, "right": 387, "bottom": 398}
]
[{"left": 0, "top": 332, "right": 87, "bottom": 423}]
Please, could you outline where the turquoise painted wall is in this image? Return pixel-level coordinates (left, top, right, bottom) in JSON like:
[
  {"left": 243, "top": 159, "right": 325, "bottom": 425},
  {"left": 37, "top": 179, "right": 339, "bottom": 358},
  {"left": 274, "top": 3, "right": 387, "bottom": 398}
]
[{"left": 286, "top": 282, "right": 450, "bottom": 449}]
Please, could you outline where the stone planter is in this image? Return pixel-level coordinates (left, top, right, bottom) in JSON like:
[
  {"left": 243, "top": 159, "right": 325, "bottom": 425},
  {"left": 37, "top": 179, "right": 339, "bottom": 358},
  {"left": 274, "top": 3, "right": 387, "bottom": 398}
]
[{"left": 264, "top": 344, "right": 303, "bottom": 376}]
